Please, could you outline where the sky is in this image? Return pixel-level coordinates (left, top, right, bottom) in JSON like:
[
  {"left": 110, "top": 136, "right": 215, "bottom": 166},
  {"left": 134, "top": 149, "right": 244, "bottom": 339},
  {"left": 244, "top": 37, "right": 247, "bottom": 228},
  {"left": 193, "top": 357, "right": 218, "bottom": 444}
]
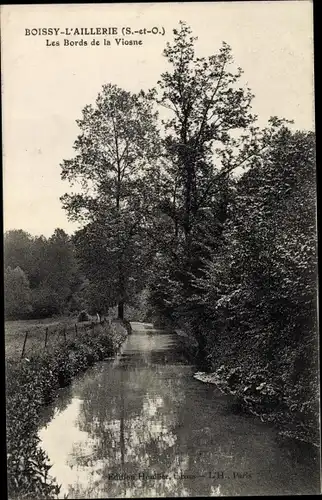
[{"left": 1, "top": 1, "right": 315, "bottom": 237}]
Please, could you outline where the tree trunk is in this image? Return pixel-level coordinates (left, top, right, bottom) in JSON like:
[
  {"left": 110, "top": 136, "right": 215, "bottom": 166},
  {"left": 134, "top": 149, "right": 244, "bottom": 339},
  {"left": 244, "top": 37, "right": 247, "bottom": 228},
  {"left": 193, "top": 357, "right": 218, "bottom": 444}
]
[
  {"left": 183, "top": 153, "right": 194, "bottom": 265},
  {"left": 118, "top": 301, "right": 124, "bottom": 320},
  {"left": 184, "top": 164, "right": 192, "bottom": 243}
]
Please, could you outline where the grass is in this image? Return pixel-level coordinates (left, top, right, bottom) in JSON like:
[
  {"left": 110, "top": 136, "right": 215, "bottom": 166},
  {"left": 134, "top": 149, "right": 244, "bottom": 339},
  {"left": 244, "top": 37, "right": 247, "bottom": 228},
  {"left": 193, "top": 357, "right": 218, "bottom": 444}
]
[{"left": 5, "top": 316, "right": 98, "bottom": 360}]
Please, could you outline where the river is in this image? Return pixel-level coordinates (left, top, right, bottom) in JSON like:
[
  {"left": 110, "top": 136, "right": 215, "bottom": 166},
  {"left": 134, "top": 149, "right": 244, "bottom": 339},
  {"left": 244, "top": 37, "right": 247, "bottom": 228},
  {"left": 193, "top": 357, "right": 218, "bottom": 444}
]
[{"left": 38, "top": 322, "right": 320, "bottom": 497}]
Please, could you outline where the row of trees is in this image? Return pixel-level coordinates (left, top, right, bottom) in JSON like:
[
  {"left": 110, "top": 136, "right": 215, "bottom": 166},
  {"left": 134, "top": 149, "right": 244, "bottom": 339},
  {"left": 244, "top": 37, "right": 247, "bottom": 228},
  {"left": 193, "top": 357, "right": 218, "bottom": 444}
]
[{"left": 4, "top": 226, "right": 149, "bottom": 320}]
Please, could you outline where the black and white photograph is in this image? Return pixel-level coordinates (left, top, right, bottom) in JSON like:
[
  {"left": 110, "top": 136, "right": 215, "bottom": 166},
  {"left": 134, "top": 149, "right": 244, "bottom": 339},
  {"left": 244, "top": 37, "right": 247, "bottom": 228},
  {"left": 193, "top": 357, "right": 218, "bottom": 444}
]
[{"left": 2, "top": 1, "right": 320, "bottom": 498}]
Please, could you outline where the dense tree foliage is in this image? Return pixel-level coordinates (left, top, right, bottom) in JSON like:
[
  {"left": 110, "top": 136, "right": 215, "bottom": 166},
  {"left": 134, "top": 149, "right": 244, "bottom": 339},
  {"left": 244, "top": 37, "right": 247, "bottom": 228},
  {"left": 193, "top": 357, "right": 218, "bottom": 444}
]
[
  {"left": 187, "top": 128, "right": 318, "bottom": 442},
  {"left": 146, "top": 22, "right": 290, "bottom": 356}
]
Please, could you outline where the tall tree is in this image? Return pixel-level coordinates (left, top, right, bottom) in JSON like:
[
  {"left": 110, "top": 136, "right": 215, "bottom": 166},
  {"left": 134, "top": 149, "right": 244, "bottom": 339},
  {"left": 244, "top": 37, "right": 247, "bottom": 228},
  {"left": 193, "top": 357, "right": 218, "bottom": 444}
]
[
  {"left": 151, "top": 23, "right": 287, "bottom": 273},
  {"left": 61, "top": 84, "right": 161, "bottom": 318},
  {"left": 153, "top": 22, "right": 256, "bottom": 267},
  {"left": 147, "top": 22, "right": 288, "bottom": 356}
]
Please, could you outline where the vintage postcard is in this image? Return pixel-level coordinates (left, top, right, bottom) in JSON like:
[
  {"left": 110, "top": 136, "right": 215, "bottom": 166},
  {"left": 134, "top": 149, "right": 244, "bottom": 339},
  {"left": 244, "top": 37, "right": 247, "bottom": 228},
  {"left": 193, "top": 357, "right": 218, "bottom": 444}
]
[{"left": 2, "top": 1, "right": 320, "bottom": 498}]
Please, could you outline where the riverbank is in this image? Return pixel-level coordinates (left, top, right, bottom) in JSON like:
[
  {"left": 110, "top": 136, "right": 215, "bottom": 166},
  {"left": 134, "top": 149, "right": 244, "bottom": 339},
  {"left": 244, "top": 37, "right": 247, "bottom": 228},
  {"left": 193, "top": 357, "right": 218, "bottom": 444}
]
[
  {"left": 173, "top": 327, "right": 319, "bottom": 449},
  {"left": 6, "top": 320, "right": 128, "bottom": 500},
  {"left": 193, "top": 366, "right": 319, "bottom": 449}
]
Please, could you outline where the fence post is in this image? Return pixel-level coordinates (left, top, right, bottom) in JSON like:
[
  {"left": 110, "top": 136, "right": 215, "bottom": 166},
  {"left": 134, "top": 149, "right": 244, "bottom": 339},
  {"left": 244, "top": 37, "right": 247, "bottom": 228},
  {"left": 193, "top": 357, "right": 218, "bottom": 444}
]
[
  {"left": 44, "top": 327, "right": 49, "bottom": 349},
  {"left": 64, "top": 327, "right": 67, "bottom": 342},
  {"left": 75, "top": 324, "right": 78, "bottom": 337},
  {"left": 21, "top": 331, "right": 29, "bottom": 360}
]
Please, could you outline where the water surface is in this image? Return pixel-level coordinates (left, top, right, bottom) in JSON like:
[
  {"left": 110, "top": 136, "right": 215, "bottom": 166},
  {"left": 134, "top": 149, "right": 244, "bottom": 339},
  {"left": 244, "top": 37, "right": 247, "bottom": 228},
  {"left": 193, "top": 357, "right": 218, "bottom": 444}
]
[{"left": 39, "top": 322, "right": 320, "bottom": 497}]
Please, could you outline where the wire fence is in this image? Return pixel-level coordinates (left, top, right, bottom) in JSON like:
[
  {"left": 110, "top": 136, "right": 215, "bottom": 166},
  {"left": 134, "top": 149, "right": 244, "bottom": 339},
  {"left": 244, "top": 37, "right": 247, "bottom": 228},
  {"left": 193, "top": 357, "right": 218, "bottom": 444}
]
[{"left": 17, "top": 318, "right": 111, "bottom": 361}]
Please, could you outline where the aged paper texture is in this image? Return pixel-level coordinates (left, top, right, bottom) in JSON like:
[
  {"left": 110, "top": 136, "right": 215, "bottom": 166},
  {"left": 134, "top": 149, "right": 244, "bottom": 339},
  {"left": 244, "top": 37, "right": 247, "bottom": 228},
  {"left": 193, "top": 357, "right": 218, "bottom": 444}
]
[{"left": 2, "top": 2, "right": 319, "bottom": 498}]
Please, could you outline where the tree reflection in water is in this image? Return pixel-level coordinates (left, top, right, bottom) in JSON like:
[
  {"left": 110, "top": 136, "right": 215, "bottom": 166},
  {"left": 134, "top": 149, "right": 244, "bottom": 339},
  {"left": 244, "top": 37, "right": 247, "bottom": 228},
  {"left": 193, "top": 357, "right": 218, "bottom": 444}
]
[
  {"left": 67, "top": 358, "right": 196, "bottom": 498},
  {"left": 39, "top": 330, "right": 320, "bottom": 498}
]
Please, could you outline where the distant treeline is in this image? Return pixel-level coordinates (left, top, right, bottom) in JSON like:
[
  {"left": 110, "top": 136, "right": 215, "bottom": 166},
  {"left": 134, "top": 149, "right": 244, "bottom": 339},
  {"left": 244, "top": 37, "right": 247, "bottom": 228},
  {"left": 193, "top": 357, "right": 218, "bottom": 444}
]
[
  {"left": 4, "top": 228, "right": 148, "bottom": 321},
  {"left": 4, "top": 228, "right": 85, "bottom": 319}
]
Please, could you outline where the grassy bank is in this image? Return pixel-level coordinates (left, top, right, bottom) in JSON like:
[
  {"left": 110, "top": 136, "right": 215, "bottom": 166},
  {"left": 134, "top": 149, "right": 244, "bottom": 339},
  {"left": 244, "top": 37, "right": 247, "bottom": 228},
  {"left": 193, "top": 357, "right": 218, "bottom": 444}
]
[
  {"left": 5, "top": 316, "right": 100, "bottom": 360},
  {"left": 6, "top": 320, "right": 128, "bottom": 500}
]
